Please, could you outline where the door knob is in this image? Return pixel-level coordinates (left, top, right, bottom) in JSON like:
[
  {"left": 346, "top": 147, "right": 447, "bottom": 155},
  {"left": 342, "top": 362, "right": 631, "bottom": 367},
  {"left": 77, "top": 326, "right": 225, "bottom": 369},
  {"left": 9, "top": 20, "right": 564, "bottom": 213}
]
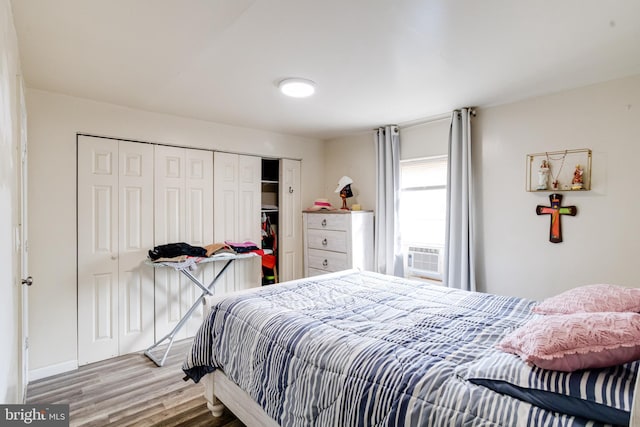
[{"left": 21, "top": 276, "right": 33, "bottom": 286}]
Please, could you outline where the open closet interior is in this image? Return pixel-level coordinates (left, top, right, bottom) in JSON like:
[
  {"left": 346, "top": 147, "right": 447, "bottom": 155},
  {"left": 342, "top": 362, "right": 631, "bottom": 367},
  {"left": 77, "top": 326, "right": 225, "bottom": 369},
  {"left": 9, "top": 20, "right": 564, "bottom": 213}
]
[{"left": 261, "top": 158, "right": 279, "bottom": 285}]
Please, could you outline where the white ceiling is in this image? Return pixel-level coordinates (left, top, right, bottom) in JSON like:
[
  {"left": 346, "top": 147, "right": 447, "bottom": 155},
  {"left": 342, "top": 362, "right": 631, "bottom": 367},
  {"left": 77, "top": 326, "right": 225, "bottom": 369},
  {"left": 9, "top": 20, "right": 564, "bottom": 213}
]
[{"left": 10, "top": 0, "right": 640, "bottom": 140}]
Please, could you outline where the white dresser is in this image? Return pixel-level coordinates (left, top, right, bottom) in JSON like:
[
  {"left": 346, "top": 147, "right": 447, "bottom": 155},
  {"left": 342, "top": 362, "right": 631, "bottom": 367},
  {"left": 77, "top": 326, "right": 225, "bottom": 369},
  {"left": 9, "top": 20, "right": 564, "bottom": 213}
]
[{"left": 303, "top": 211, "right": 374, "bottom": 277}]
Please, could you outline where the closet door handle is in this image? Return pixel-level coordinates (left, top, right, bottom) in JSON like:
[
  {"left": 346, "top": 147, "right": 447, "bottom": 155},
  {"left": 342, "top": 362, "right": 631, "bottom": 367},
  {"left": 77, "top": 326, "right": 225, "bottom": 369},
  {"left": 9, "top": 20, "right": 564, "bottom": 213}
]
[
  {"left": 289, "top": 186, "right": 294, "bottom": 194},
  {"left": 321, "top": 219, "right": 327, "bottom": 227},
  {"left": 322, "top": 238, "right": 328, "bottom": 246},
  {"left": 322, "top": 259, "right": 328, "bottom": 267}
]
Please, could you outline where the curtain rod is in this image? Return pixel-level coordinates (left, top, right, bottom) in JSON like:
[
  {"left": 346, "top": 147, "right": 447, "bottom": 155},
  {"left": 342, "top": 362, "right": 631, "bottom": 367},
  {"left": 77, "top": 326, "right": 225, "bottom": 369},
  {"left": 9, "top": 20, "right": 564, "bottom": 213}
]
[
  {"left": 398, "top": 107, "right": 477, "bottom": 130},
  {"left": 398, "top": 113, "right": 450, "bottom": 130},
  {"left": 372, "top": 108, "right": 477, "bottom": 133}
]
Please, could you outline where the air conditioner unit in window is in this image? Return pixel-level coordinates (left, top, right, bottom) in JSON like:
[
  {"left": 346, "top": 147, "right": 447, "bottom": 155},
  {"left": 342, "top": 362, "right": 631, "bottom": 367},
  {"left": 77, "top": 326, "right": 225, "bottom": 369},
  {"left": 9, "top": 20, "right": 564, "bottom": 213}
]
[{"left": 406, "top": 246, "right": 443, "bottom": 281}]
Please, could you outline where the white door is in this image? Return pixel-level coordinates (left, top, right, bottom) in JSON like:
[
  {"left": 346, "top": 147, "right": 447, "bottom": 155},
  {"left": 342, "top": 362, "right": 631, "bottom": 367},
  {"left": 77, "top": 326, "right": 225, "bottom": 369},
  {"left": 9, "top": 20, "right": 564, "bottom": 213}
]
[
  {"left": 184, "top": 149, "right": 213, "bottom": 336},
  {"left": 279, "top": 159, "right": 302, "bottom": 281},
  {"left": 78, "top": 136, "right": 155, "bottom": 364},
  {"left": 154, "top": 146, "right": 214, "bottom": 339},
  {"left": 78, "top": 136, "right": 120, "bottom": 364},
  {"left": 237, "top": 155, "right": 261, "bottom": 288},
  {"left": 17, "top": 75, "right": 29, "bottom": 401},
  {"left": 213, "top": 152, "right": 239, "bottom": 294},
  {"left": 117, "top": 141, "right": 155, "bottom": 354},
  {"left": 154, "top": 145, "right": 187, "bottom": 341},
  {"left": 214, "top": 153, "right": 261, "bottom": 293}
]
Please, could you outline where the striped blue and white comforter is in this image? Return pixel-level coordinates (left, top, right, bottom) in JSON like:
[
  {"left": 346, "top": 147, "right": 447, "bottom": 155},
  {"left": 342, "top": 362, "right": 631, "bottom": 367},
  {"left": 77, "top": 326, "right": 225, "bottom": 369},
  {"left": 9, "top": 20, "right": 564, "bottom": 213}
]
[{"left": 183, "top": 270, "right": 636, "bottom": 426}]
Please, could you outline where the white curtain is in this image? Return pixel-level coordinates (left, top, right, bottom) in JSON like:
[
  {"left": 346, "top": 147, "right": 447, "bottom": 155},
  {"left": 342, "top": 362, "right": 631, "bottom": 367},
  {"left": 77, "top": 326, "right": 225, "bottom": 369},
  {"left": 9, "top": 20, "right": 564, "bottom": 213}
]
[
  {"left": 374, "top": 126, "right": 404, "bottom": 277},
  {"left": 444, "top": 108, "right": 476, "bottom": 291}
]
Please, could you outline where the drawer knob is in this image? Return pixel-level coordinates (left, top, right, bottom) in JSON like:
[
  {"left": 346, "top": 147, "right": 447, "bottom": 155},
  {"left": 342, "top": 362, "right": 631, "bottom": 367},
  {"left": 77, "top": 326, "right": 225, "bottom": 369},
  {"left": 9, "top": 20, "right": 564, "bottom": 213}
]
[
  {"left": 322, "top": 238, "right": 328, "bottom": 246},
  {"left": 322, "top": 259, "right": 328, "bottom": 267},
  {"left": 321, "top": 219, "right": 327, "bottom": 227}
]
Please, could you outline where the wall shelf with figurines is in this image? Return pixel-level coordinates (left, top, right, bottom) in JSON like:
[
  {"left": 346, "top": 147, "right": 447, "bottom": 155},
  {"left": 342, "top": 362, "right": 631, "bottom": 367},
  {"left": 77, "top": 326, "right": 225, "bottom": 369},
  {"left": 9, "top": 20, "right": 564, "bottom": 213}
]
[{"left": 526, "top": 148, "right": 592, "bottom": 192}]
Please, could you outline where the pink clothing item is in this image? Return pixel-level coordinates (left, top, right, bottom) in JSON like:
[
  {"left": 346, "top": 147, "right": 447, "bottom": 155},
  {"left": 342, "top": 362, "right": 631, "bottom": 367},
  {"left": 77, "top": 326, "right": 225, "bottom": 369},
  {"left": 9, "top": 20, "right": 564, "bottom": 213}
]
[
  {"left": 533, "top": 283, "right": 640, "bottom": 314},
  {"left": 304, "top": 198, "right": 336, "bottom": 211},
  {"left": 498, "top": 312, "right": 640, "bottom": 372}
]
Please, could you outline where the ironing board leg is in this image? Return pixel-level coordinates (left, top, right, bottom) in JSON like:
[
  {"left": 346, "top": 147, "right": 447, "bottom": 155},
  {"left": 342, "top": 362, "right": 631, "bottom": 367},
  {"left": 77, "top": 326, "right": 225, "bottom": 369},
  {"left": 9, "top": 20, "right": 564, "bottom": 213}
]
[{"left": 144, "top": 259, "right": 234, "bottom": 366}]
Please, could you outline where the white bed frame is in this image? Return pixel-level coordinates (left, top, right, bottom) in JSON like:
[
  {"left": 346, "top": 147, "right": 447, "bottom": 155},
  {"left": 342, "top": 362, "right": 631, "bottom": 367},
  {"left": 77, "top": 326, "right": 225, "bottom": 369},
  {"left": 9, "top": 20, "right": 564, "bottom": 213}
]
[
  {"left": 202, "top": 360, "right": 640, "bottom": 427},
  {"left": 203, "top": 370, "right": 279, "bottom": 426},
  {"left": 200, "top": 277, "right": 640, "bottom": 427}
]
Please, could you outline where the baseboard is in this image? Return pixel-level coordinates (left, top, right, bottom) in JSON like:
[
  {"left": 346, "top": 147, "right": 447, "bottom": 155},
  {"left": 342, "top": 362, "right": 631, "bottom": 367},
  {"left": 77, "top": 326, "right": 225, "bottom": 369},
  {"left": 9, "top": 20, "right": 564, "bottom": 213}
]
[{"left": 29, "top": 360, "right": 78, "bottom": 382}]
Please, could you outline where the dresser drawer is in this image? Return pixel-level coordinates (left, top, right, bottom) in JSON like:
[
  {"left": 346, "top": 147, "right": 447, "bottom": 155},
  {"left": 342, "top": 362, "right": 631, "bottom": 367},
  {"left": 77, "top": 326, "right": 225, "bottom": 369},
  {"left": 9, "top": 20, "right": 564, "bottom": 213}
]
[
  {"left": 306, "top": 213, "right": 349, "bottom": 231},
  {"left": 307, "top": 249, "right": 348, "bottom": 272},
  {"left": 307, "top": 229, "right": 347, "bottom": 252}
]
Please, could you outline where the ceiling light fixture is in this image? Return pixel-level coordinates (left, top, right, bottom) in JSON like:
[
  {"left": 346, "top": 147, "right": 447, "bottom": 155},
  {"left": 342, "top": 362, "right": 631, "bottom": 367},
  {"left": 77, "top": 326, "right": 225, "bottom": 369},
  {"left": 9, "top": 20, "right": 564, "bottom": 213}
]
[{"left": 278, "top": 78, "right": 316, "bottom": 98}]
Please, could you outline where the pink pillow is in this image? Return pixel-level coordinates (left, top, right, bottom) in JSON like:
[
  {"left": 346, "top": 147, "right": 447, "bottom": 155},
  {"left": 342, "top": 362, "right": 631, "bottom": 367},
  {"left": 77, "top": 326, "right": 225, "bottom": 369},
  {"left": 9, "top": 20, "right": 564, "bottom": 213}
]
[
  {"left": 532, "top": 284, "right": 640, "bottom": 314},
  {"left": 498, "top": 312, "right": 640, "bottom": 372}
]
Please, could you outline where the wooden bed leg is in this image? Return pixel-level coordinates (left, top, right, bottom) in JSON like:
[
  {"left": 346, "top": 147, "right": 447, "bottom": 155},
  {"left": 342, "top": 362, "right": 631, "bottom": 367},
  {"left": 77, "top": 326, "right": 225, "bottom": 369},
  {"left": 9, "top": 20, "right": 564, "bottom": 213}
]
[{"left": 203, "top": 374, "right": 225, "bottom": 417}]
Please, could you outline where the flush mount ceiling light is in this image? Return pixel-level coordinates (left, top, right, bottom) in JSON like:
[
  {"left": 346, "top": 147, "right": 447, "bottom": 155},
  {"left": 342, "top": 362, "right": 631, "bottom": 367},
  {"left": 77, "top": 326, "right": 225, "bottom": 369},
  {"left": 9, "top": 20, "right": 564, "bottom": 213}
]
[{"left": 278, "top": 78, "right": 316, "bottom": 98}]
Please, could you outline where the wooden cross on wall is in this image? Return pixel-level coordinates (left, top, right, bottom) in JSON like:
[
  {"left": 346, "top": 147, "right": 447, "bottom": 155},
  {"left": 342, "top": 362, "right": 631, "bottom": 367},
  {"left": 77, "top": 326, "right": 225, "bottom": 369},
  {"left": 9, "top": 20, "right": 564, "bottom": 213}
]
[{"left": 536, "top": 193, "right": 577, "bottom": 243}]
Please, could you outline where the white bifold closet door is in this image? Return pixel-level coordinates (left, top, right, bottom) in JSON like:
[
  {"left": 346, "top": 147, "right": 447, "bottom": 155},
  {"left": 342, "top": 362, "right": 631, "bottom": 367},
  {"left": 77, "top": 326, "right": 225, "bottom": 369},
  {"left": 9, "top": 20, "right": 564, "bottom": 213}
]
[
  {"left": 213, "top": 152, "right": 261, "bottom": 292},
  {"left": 278, "top": 159, "right": 302, "bottom": 282},
  {"left": 154, "top": 145, "right": 214, "bottom": 340},
  {"left": 78, "top": 136, "right": 155, "bottom": 366}
]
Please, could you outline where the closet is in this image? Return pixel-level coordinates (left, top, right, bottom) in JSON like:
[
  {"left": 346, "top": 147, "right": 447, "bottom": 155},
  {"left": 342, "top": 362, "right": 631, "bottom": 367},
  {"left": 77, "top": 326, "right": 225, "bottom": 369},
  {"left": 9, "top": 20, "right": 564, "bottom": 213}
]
[
  {"left": 77, "top": 136, "right": 301, "bottom": 365},
  {"left": 260, "top": 159, "right": 279, "bottom": 284},
  {"left": 260, "top": 158, "right": 302, "bottom": 284},
  {"left": 77, "top": 136, "right": 155, "bottom": 365},
  {"left": 213, "top": 152, "right": 261, "bottom": 293},
  {"left": 154, "top": 145, "right": 213, "bottom": 341}
]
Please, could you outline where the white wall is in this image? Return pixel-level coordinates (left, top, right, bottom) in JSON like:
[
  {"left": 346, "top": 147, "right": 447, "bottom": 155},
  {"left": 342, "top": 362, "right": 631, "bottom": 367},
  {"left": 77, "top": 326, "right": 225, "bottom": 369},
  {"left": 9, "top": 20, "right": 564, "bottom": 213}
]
[
  {"left": 400, "top": 118, "right": 449, "bottom": 161},
  {"left": 323, "top": 132, "right": 375, "bottom": 210},
  {"left": 0, "top": 0, "right": 23, "bottom": 403},
  {"left": 475, "top": 75, "right": 640, "bottom": 299},
  {"left": 26, "top": 89, "right": 325, "bottom": 376},
  {"left": 323, "top": 119, "right": 450, "bottom": 211},
  {"left": 326, "top": 76, "right": 640, "bottom": 302}
]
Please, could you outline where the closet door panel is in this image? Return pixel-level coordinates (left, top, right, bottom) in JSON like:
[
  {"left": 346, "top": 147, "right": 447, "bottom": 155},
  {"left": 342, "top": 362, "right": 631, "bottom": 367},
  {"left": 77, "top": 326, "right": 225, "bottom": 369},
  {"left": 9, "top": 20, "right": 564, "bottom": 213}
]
[
  {"left": 237, "top": 155, "right": 261, "bottom": 290},
  {"left": 238, "top": 155, "right": 261, "bottom": 242},
  {"left": 279, "top": 159, "right": 302, "bottom": 281},
  {"left": 154, "top": 145, "right": 188, "bottom": 341},
  {"left": 214, "top": 152, "right": 239, "bottom": 294},
  {"left": 78, "top": 136, "right": 119, "bottom": 365},
  {"left": 185, "top": 150, "right": 213, "bottom": 335},
  {"left": 214, "top": 153, "right": 261, "bottom": 292},
  {"left": 118, "top": 141, "right": 154, "bottom": 353}
]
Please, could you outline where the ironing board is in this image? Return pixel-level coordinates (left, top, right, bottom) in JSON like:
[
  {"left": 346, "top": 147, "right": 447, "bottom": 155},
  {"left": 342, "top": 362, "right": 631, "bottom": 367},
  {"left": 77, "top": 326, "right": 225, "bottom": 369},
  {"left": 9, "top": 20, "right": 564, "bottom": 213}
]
[{"left": 144, "top": 251, "right": 269, "bottom": 366}]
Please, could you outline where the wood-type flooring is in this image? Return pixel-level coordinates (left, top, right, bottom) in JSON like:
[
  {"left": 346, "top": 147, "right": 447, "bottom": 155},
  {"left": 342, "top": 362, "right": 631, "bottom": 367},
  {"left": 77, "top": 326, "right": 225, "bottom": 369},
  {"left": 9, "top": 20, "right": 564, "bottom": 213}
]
[{"left": 26, "top": 340, "right": 244, "bottom": 427}]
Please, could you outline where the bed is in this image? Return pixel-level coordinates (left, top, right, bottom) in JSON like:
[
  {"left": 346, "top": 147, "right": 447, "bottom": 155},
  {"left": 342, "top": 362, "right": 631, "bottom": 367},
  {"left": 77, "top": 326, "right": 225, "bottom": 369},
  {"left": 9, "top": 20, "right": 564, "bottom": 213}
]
[{"left": 183, "top": 269, "right": 640, "bottom": 426}]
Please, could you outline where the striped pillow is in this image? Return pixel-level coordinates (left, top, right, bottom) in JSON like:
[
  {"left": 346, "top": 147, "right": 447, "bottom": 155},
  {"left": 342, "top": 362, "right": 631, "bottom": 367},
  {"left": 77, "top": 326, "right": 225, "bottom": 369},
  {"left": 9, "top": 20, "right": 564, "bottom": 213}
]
[{"left": 462, "top": 352, "right": 638, "bottom": 426}]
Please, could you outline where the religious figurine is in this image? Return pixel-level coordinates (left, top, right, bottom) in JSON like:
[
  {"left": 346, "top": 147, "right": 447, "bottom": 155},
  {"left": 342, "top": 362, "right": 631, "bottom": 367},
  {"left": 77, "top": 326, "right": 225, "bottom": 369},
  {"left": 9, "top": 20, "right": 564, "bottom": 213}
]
[
  {"left": 571, "top": 164, "right": 584, "bottom": 190},
  {"left": 537, "top": 160, "right": 550, "bottom": 190}
]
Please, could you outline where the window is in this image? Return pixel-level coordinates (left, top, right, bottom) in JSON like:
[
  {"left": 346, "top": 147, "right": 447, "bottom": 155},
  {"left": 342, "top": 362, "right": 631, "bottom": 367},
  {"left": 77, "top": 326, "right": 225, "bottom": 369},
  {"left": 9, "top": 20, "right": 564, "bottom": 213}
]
[{"left": 399, "top": 156, "right": 447, "bottom": 279}]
